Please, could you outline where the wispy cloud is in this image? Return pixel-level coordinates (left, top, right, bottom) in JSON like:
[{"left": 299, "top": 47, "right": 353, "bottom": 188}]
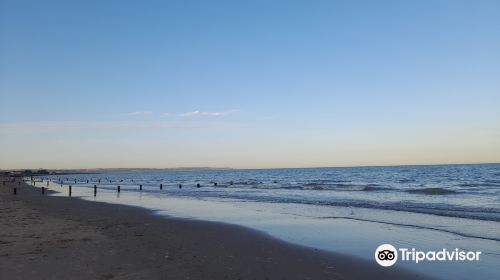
[
  {"left": 126, "top": 111, "right": 153, "bottom": 116},
  {"left": 0, "top": 121, "right": 229, "bottom": 132},
  {"left": 178, "top": 109, "right": 239, "bottom": 117},
  {"left": 161, "top": 112, "right": 170, "bottom": 117}
]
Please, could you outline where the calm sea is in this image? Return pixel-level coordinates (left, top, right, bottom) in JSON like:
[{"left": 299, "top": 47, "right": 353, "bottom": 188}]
[{"left": 50, "top": 163, "right": 500, "bottom": 223}]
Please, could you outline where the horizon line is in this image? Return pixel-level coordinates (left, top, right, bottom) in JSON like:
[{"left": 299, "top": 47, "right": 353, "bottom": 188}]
[{"left": 2, "top": 161, "right": 499, "bottom": 172}]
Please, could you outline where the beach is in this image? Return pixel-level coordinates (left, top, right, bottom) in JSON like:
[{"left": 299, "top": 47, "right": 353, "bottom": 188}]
[{"left": 0, "top": 177, "right": 435, "bottom": 280}]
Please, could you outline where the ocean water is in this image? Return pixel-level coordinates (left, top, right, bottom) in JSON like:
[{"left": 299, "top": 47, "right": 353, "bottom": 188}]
[{"left": 38, "top": 163, "right": 500, "bottom": 280}]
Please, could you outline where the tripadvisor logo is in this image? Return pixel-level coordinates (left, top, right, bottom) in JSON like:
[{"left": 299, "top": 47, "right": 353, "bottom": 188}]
[
  {"left": 375, "top": 244, "right": 481, "bottom": 267},
  {"left": 375, "top": 244, "right": 398, "bottom": 267}
]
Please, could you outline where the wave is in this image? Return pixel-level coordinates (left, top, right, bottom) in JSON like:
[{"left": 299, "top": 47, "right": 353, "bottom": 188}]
[
  {"left": 195, "top": 181, "right": 386, "bottom": 191},
  {"left": 361, "top": 186, "right": 392, "bottom": 191},
  {"left": 51, "top": 180, "right": 500, "bottom": 223},
  {"left": 303, "top": 182, "right": 325, "bottom": 187},
  {"left": 406, "top": 187, "right": 458, "bottom": 195},
  {"left": 398, "top": 179, "right": 416, "bottom": 183},
  {"left": 456, "top": 183, "right": 500, "bottom": 188},
  {"left": 189, "top": 185, "right": 500, "bottom": 222},
  {"left": 76, "top": 182, "right": 500, "bottom": 223},
  {"left": 247, "top": 183, "right": 390, "bottom": 192},
  {"left": 264, "top": 211, "right": 500, "bottom": 242},
  {"left": 302, "top": 185, "right": 326, "bottom": 190},
  {"left": 273, "top": 197, "right": 500, "bottom": 222},
  {"left": 314, "top": 215, "right": 500, "bottom": 242}
]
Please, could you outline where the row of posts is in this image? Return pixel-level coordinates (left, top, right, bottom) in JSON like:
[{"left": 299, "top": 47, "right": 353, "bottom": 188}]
[
  {"left": 22, "top": 177, "right": 234, "bottom": 187},
  {"left": 84, "top": 182, "right": 207, "bottom": 197},
  {"left": 11, "top": 180, "right": 219, "bottom": 197}
]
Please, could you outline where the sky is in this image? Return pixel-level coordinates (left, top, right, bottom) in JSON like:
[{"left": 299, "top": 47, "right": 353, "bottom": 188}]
[{"left": 0, "top": 0, "right": 499, "bottom": 169}]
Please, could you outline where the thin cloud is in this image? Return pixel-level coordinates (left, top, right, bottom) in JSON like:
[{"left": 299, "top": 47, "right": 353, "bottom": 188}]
[
  {"left": 0, "top": 121, "right": 226, "bottom": 132},
  {"left": 178, "top": 109, "right": 239, "bottom": 117},
  {"left": 161, "top": 112, "right": 171, "bottom": 117},
  {"left": 126, "top": 111, "right": 153, "bottom": 116}
]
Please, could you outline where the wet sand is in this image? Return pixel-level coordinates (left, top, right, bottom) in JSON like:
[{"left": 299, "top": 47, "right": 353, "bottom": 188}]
[{"left": 0, "top": 177, "right": 437, "bottom": 280}]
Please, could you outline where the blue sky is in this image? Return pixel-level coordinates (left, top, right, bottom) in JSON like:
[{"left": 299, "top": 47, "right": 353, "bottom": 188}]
[{"left": 1, "top": 0, "right": 499, "bottom": 169}]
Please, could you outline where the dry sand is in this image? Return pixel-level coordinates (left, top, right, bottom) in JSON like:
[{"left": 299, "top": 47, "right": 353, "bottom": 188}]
[{"left": 0, "top": 177, "right": 437, "bottom": 280}]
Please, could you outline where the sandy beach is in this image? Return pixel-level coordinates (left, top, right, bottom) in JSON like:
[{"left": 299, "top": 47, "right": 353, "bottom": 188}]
[{"left": 0, "top": 176, "right": 437, "bottom": 280}]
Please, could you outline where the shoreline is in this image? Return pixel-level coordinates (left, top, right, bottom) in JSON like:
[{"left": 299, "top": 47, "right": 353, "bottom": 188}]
[{"left": 1, "top": 177, "right": 438, "bottom": 279}]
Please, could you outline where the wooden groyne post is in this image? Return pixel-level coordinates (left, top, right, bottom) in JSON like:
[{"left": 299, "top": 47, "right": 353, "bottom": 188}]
[
  {"left": 94, "top": 185, "right": 97, "bottom": 196},
  {"left": 69, "top": 185, "right": 72, "bottom": 197},
  {"left": 140, "top": 184, "right": 143, "bottom": 191},
  {"left": 160, "top": 183, "right": 163, "bottom": 190},
  {"left": 118, "top": 185, "right": 121, "bottom": 192}
]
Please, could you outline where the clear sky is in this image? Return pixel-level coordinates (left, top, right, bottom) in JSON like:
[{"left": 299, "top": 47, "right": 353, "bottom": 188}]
[{"left": 1, "top": 0, "right": 499, "bottom": 169}]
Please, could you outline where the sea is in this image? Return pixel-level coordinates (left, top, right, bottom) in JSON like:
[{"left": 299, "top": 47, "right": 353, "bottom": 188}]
[{"left": 37, "top": 163, "right": 500, "bottom": 280}]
